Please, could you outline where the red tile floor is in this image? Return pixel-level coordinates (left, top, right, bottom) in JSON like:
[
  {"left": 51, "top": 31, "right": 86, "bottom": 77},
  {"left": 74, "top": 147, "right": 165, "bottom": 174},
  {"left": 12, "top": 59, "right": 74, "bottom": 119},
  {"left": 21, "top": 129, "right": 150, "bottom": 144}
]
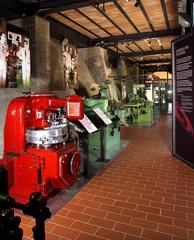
[{"left": 20, "top": 115, "right": 194, "bottom": 240}]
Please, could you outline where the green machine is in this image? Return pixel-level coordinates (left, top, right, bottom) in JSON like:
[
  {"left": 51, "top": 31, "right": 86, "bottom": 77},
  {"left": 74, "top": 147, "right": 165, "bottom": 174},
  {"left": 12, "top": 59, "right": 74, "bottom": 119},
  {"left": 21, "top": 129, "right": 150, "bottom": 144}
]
[
  {"left": 126, "top": 84, "right": 154, "bottom": 126},
  {"left": 84, "top": 83, "right": 121, "bottom": 161},
  {"left": 85, "top": 98, "right": 120, "bottom": 159}
]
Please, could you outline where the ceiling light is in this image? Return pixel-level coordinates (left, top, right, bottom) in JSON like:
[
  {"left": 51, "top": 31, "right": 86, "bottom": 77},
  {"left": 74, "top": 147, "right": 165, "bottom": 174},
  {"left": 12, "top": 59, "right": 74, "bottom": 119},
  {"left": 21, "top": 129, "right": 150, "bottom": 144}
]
[
  {"left": 157, "top": 38, "right": 162, "bottom": 47},
  {"left": 94, "top": 0, "right": 100, "bottom": 7},
  {"left": 144, "top": 38, "right": 151, "bottom": 47},
  {"left": 122, "top": 42, "right": 127, "bottom": 47}
]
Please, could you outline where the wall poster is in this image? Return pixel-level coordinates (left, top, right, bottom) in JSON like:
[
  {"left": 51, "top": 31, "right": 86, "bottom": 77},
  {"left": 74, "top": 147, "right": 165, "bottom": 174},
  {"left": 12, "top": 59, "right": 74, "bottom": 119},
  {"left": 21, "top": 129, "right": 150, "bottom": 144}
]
[
  {"left": 62, "top": 42, "right": 78, "bottom": 89},
  {"left": 0, "top": 21, "right": 30, "bottom": 88},
  {"left": 172, "top": 32, "right": 194, "bottom": 167}
]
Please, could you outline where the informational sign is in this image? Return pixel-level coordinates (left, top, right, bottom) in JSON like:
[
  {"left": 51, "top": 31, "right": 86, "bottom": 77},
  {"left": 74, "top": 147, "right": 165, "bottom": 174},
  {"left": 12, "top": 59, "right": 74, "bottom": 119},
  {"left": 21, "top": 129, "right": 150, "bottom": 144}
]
[
  {"left": 172, "top": 33, "right": 194, "bottom": 167},
  {"left": 79, "top": 114, "right": 98, "bottom": 133},
  {"left": 93, "top": 108, "right": 112, "bottom": 125}
]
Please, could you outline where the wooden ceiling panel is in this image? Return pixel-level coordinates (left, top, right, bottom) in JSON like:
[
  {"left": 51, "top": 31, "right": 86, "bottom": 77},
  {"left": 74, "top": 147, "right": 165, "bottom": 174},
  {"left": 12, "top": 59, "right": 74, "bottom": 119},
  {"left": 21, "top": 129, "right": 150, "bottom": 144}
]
[
  {"left": 135, "top": 40, "right": 151, "bottom": 51},
  {"left": 118, "top": 44, "right": 132, "bottom": 53},
  {"left": 124, "top": 42, "right": 142, "bottom": 52},
  {"left": 78, "top": 6, "right": 122, "bottom": 36},
  {"left": 148, "top": 38, "right": 162, "bottom": 51},
  {"left": 61, "top": 9, "right": 109, "bottom": 38},
  {"left": 166, "top": 0, "right": 179, "bottom": 29},
  {"left": 160, "top": 36, "right": 177, "bottom": 49},
  {"left": 49, "top": 13, "right": 96, "bottom": 39},
  {"left": 141, "top": 0, "right": 167, "bottom": 31},
  {"left": 117, "top": 0, "right": 152, "bottom": 32},
  {"left": 109, "top": 46, "right": 123, "bottom": 54},
  {"left": 101, "top": 2, "right": 137, "bottom": 34}
]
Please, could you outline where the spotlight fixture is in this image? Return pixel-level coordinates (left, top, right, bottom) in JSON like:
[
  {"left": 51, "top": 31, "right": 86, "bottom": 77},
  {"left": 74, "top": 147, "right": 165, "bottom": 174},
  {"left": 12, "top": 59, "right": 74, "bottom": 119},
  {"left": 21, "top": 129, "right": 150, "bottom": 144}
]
[
  {"left": 94, "top": 0, "right": 100, "bottom": 7},
  {"left": 144, "top": 38, "right": 151, "bottom": 47},
  {"left": 95, "top": 40, "right": 105, "bottom": 47},
  {"left": 122, "top": 42, "right": 127, "bottom": 47},
  {"left": 157, "top": 38, "right": 162, "bottom": 47},
  {"left": 134, "top": 0, "right": 140, "bottom": 7}
]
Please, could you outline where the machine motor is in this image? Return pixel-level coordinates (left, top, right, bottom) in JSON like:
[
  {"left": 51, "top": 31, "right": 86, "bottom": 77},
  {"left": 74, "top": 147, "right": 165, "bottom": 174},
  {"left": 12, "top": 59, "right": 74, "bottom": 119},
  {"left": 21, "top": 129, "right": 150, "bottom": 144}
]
[{"left": 0, "top": 93, "right": 84, "bottom": 203}]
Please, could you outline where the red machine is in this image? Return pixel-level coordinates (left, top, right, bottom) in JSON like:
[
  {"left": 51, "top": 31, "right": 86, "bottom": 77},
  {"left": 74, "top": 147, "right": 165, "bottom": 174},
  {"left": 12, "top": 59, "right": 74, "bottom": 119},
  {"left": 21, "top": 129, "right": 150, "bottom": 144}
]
[{"left": 0, "top": 93, "right": 84, "bottom": 203}]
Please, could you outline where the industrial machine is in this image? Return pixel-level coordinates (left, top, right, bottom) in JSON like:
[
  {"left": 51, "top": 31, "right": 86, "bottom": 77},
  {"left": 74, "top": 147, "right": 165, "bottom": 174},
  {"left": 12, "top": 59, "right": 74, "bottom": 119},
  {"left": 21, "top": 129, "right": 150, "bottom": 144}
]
[
  {"left": 84, "top": 82, "right": 121, "bottom": 163},
  {"left": 126, "top": 84, "right": 154, "bottom": 126},
  {"left": 85, "top": 98, "right": 120, "bottom": 152},
  {"left": 0, "top": 93, "right": 84, "bottom": 203}
]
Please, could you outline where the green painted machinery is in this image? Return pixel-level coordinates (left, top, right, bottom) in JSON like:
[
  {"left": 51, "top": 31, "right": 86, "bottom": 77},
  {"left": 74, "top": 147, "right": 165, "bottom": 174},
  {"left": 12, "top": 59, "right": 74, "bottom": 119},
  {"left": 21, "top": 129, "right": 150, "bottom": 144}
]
[
  {"left": 125, "top": 84, "right": 154, "bottom": 126},
  {"left": 84, "top": 98, "right": 121, "bottom": 159}
]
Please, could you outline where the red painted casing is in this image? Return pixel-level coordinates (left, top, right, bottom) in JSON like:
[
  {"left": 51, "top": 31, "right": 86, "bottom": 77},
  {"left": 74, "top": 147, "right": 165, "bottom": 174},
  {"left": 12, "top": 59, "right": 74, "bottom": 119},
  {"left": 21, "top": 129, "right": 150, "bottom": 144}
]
[{"left": 1, "top": 93, "right": 83, "bottom": 203}]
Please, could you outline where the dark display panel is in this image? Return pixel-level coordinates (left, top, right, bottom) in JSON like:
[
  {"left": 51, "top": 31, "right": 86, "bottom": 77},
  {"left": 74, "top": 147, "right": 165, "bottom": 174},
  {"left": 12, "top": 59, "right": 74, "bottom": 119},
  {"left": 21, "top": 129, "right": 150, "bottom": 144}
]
[{"left": 172, "top": 33, "right": 194, "bottom": 167}]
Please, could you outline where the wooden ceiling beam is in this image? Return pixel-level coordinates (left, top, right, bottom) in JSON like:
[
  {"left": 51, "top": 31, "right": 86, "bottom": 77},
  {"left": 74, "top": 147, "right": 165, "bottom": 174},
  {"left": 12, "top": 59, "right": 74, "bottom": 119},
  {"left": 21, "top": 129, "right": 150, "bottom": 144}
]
[
  {"left": 121, "top": 49, "right": 171, "bottom": 57},
  {"left": 91, "top": 28, "right": 181, "bottom": 45},
  {"left": 38, "top": 0, "right": 113, "bottom": 15},
  {"left": 160, "top": 0, "right": 170, "bottom": 30},
  {"left": 134, "top": 42, "right": 144, "bottom": 52},
  {"left": 112, "top": 0, "right": 140, "bottom": 33},
  {"left": 48, "top": 16, "right": 90, "bottom": 47},
  {"left": 93, "top": 4, "right": 126, "bottom": 35},
  {"left": 138, "top": 0, "right": 155, "bottom": 32},
  {"left": 125, "top": 46, "right": 135, "bottom": 53},
  {"left": 75, "top": 8, "right": 113, "bottom": 36},
  {"left": 58, "top": 12, "right": 100, "bottom": 38}
]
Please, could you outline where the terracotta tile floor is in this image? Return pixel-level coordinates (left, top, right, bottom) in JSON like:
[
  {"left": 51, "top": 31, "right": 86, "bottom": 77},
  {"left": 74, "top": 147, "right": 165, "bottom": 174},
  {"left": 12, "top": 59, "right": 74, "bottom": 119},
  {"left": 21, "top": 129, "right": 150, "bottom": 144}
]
[{"left": 20, "top": 115, "right": 194, "bottom": 240}]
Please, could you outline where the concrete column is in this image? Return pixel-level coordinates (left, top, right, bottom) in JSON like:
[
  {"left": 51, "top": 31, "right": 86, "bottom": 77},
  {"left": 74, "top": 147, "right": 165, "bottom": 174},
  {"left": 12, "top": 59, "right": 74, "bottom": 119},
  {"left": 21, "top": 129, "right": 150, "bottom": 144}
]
[{"left": 24, "top": 16, "right": 50, "bottom": 92}]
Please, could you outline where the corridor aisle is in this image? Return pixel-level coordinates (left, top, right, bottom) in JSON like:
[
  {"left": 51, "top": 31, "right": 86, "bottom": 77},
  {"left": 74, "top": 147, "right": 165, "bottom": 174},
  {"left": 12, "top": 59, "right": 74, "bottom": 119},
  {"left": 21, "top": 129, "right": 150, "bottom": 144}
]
[{"left": 21, "top": 115, "right": 194, "bottom": 240}]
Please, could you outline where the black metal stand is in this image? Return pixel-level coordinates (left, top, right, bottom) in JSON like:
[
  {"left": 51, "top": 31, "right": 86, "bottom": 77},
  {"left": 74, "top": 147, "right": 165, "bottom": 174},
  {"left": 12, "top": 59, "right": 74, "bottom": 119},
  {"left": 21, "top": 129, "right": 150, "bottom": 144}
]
[
  {"left": 82, "top": 132, "right": 89, "bottom": 178},
  {"left": 97, "top": 125, "right": 110, "bottom": 163},
  {"left": 100, "top": 126, "right": 105, "bottom": 162}
]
